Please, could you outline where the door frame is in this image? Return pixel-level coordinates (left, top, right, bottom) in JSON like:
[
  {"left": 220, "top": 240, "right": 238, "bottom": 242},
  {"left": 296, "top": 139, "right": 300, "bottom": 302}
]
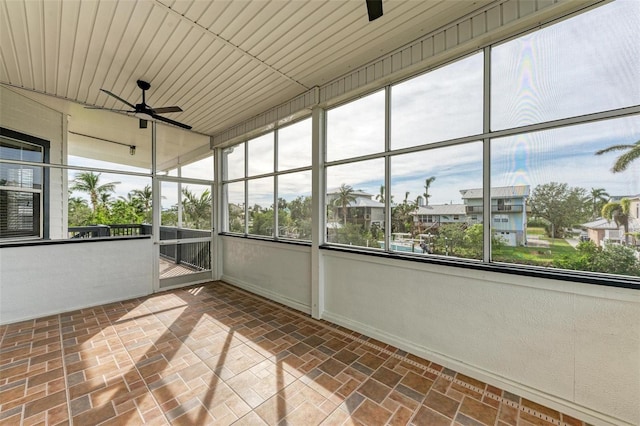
[{"left": 154, "top": 175, "right": 215, "bottom": 291}]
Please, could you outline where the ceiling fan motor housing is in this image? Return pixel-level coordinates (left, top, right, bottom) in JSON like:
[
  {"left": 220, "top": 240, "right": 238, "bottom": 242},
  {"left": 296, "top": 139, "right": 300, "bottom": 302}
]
[{"left": 137, "top": 80, "right": 151, "bottom": 91}]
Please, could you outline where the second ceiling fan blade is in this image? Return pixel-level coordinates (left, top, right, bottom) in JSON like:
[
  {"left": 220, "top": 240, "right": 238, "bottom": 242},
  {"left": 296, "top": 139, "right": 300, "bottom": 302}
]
[
  {"left": 153, "top": 106, "right": 183, "bottom": 114},
  {"left": 100, "top": 89, "right": 136, "bottom": 109},
  {"left": 151, "top": 113, "right": 192, "bottom": 130},
  {"left": 84, "top": 107, "right": 134, "bottom": 112},
  {"left": 366, "top": 0, "right": 383, "bottom": 21}
]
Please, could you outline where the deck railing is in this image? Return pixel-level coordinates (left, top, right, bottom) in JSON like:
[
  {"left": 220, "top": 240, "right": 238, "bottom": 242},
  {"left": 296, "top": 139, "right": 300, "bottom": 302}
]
[
  {"left": 158, "top": 227, "right": 211, "bottom": 271},
  {"left": 68, "top": 224, "right": 211, "bottom": 271}
]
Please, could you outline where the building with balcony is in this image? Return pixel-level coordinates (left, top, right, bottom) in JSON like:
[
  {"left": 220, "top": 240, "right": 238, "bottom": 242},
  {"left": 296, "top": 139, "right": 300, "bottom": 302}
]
[
  {"left": 412, "top": 204, "right": 467, "bottom": 232},
  {"left": 326, "top": 189, "right": 385, "bottom": 228},
  {"left": 460, "top": 186, "right": 529, "bottom": 246}
]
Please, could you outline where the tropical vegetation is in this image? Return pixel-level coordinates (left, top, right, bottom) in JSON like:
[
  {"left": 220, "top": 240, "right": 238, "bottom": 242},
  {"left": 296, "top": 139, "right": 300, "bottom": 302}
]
[
  {"left": 68, "top": 171, "right": 639, "bottom": 276},
  {"left": 68, "top": 174, "right": 213, "bottom": 231}
]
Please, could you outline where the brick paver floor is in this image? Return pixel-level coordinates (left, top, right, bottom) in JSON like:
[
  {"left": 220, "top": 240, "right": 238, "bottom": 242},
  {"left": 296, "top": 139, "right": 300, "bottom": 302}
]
[{"left": 0, "top": 281, "right": 587, "bottom": 425}]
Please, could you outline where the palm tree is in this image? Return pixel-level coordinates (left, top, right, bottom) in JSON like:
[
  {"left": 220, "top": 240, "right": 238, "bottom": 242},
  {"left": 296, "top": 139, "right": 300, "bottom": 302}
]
[
  {"left": 130, "top": 185, "right": 153, "bottom": 221},
  {"left": 334, "top": 184, "right": 357, "bottom": 225},
  {"left": 596, "top": 140, "right": 640, "bottom": 173},
  {"left": 99, "top": 192, "right": 112, "bottom": 208},
  {"left": 374, "top": 185, "right": 394, "bottom": 204},
  {"left": 130, "top": 185, "right": 153, "bottom": 212},
  {"left": 182, "top": 188, "right": 212, "bottom": 229},
  {"left": 589, "top": 187, "right": 610, "bottom": 219},
  {"left": 68, "top": 196, "right": 92, "bottom": 226},
  {"left": 423, "top": 176, "right": 436, "bottom": 206},
  {"left": 68, "top": 196, "right": 88, "bottom": 210},
  {"left": 602, "top": 198, "right": 630, "bottom": 244},
  {"left": 375, "top": 185, "right": 385, "bottom": 203},
  {"left": 70, "top": 172, "right": 119, "bottom": 212}
]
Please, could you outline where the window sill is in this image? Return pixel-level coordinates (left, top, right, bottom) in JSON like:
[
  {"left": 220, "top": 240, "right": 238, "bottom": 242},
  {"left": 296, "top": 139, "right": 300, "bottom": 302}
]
[{"left": 0, "top": 235, "right": 151, "bottom": 248}]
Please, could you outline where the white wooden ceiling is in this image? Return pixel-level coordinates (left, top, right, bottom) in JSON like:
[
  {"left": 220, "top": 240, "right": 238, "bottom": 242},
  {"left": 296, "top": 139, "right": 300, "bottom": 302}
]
[{"left": 1, "top": 0, "right": 495, "bottom": 137}]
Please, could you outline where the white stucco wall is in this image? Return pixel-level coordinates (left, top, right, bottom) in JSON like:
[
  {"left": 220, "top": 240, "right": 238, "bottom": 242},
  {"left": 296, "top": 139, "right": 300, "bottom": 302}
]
[
  {"left": 0, "top": 238, "right": 154, "bottom": 324},
  {"left": 0, "top": 86, "right": 67, "bottom": 239},
  {"left": 221, "top": 236, "right": 312, "bottom": 313},
  {"left": 320, "top": 250, "right": 639, "bottom": 426}
]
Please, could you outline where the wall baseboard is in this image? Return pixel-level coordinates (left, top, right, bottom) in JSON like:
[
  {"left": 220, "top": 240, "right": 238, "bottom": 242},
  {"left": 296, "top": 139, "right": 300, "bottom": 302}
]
[
  {"left": 221, "top": 275, "right": 311, "bottom": 315},
  {"left": 321, "top": 310, "right": 627, "bottom": 426}
]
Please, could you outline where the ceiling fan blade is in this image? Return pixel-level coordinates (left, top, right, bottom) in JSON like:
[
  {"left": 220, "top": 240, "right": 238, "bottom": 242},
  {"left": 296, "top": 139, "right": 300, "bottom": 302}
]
[
  {"left": 100, "top": 89, "right": 136, "bottom": 109},
  {"left": 84, "top": 106, "right": 135, "bottom": 113},
  {"left": 151, "top": 113, "right": 192, "bottom": 130},
  {"left": 366, "top": 0, "right": 383, "bottom": 21},
  {"left": 152, "top": 106, "right": 183, "bottom": 114}
]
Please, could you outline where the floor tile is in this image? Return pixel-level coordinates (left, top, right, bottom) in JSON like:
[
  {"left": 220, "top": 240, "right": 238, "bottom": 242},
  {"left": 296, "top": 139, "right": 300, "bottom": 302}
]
[{"left": 0, "top": 281, "right": 590, "bottom": 426}]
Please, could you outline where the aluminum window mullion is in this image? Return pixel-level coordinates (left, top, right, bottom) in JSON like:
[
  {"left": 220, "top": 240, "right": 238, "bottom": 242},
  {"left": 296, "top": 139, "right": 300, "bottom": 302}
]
[
  {"left": 384, "top": 86, "right": 391, "bottom": 254},
  {"left": 222, "top": 166, "right": 313, "bottom": 185},
  {"left": 244, "top": 142, "right": 249, "bottom": 235},
  {"left": 273, "top": 130, "right": 278, "bottom": 239},
  {"left": 483, "top": 46, "right": 492, "bottom": 263}
]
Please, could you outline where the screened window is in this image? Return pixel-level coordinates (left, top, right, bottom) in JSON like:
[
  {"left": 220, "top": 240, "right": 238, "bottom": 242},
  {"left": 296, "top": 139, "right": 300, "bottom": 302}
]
[
  {"left": 223, "top": 143, "right": 245, "bottom": 181},
  {"left": 491, "top": 0, "right": 640, "bottom": 130},
  {"left": 326, "top": 90, "right": 385, "bottom": 162},
  {"left": 322, "top": 1, "right": 640, "bottom": 282},
  {"left": 390, "top": 143, "right": 483, "bottom": 259},
  {"left": 391, "top": 52, "right": 483, "bottom": 149},
  {"left": 248, "top": 133, "right": 274, "bottom": 177},
  {"left": 326, "top": 158, "right": 385, "bottom": 248},
  {"left": 248, "top": 177, "right": 274, "bottom": 237},
  {"left": 278, "top": 118, "right": 312, "bottom": 170},
  {"left": 222, "top": 118, "right": 312, "bottom": 240},
  {"left": 491, "top": 116, "right": 640, "bottom": 275},
  {"left": 278, "top": 171, "right": 312, "bottom": 240}
]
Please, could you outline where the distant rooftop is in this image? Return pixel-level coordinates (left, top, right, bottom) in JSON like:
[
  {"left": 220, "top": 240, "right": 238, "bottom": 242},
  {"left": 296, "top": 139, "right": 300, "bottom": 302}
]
[
  {"left": 582, "top": 218, "right": 619, "bottom": 230},
  {"left": 460, "top": 185, "right": 530, "bottom": 199},
  {"left": 326, "top": 189, "right": 374, "bottom": 197},
  {"left": 414, "top": 204, "right": 466, "bottom": 215}
]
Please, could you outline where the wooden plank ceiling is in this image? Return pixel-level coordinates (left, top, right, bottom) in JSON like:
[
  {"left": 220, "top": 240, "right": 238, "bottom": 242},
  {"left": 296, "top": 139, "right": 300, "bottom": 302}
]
[{"left": 1, "top": 0, "right": 494, "bottom": 137}]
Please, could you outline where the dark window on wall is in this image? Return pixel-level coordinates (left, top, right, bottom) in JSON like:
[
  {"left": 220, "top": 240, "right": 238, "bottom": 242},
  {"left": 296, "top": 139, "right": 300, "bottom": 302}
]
[{"left": 0, "top": 128, "right": 49, "bottom": 240}]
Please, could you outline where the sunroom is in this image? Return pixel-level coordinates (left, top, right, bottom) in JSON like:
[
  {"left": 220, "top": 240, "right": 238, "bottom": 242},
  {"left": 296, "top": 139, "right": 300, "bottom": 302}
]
[{"left": 1, "top": 0, "right": 638, "bottom": 425}]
